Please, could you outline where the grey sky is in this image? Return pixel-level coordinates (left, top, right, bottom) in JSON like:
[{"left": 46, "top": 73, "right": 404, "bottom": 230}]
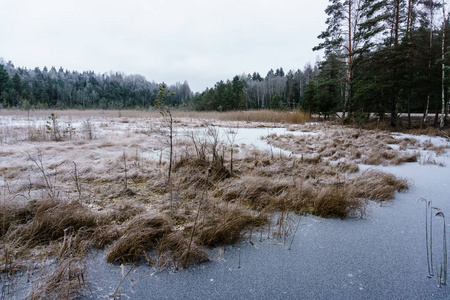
[{"left": 0, "top": 0, "right": 328, "bottom": 92}]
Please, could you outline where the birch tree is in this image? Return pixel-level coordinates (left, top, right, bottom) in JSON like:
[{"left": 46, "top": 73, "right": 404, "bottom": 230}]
[{"left": 440, "top": 0, "right": 447, "bottom": 128}]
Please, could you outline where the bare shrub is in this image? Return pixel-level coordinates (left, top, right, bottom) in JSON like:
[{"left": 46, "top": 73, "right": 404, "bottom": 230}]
[
  {"left": 82, "top": 118, "right": 95, "bottom": 140},
  {"left": 27, "top": 150, "right": 58, "bottom": 199}
]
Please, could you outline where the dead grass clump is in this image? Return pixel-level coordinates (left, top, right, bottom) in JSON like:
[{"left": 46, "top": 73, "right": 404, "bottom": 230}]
[
  {"left": 431, "top": 145, "right": 449, "bottom": 156},
  {"left": 335, "top": 161, "right": 360, "bottom": 173},
  {"left": 419, "top": 155, "right": 446, "bottom": 166},
  {"left": 190, "top": 109, "right": 310, "bottom": 124},
  {"left": 106, "top": 214, "right": 173, "bottom": 264},
  {"left": 195, "top": 205, "right": 267, "bottom": 247},
  {"left": 360, "top": 149, "right": 396, "bottom": 165},
  {"left": 312, "top": 186, "right": 362, "bottom": 219},
  {"left": 267, "top": 127, "right": 422, "bottom": 166},
  {"left": 173, "top": 158, "right": 208, "bottom": 182},
  {"left": 269, "top": 181, "right": 316, "bottom": 213},
  {"left": 351, "top": 170, "right": 408, "bottom": 201},
  {"left": 107, "top": 201, "right": 146, "bottom": 224},
  {"left": 391, "top": 152, "right": 419, "bottom": 165},
  {"left": 215, "top": 176, "right": 290, "bottom": 209},
  {"left": 11, "top": 199, "right": 99, "bottom": 246},
  {"left": 264, "top": 168, "right": 407, "bottom": 219},
  {"left": 154, "top": 232, "right": 208, "bottom": 269},
  {"left": 380, "top": 136, "right": 401, "bottom": 145},
  {"left": 268, "top": 180, "right": 365, "bottom": 219},
  {"left": 28, "top": 257, "right": 87, "bottom": 300},
  {"left": 404, "top": 126, "right": 450, "bottom": 137},
  {"left": 0, "top": 202, "right": 32, "bottom": 237},
  {"left": 90, "top": 224, "right": 121, "bottom": 250},
  {"left": 175, "top": 158, "right": 231, "bottom": 185},
  {"left": 301, "top": 154, "right": 322, "bottom": 165}
]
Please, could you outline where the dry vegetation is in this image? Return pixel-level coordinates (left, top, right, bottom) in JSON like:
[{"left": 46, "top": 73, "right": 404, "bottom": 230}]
[
  {"left": 2, "top": 109, "right": 442, "bottom": 298},
  {"left": 265, "top": 125, "right": 425, "bottom": 166}
]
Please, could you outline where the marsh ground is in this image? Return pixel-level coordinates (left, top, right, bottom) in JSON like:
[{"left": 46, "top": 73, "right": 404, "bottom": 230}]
[{"left": 1, "top": 110, "right": 449, "bottom": 299}]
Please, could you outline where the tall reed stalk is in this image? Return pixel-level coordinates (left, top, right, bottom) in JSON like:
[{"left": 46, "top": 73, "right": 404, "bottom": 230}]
[
  {"left": 435, "top": 208, "right": 447, "bottom": 285},
  {"left": 420, "top": 198, "right": 433, "bottom": 277},
  {"left": 183, "top": 169, "right": 210, "bottom": 268},
  {"left": 430, "top": 200, "right": 434, "bottom": 276}
]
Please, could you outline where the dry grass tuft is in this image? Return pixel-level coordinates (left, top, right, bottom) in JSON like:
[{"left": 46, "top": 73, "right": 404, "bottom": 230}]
[
  {"left": 312, "top": 186, "right": 362, "bottom": 219},
  {"left": 105, "top": 213, "right": 209, "bottom": 267},
  {"left": 391, "top": 152, "right": 419, "bottom": 165},
  {"left": 195, "top": 205, "right": 267, "bottom": 247},
  {"left": 266, "top": 126, "right": 424, "bottom": 166},
  {"left": 351, "top": 170, "right": 408, "bottom": 201},
  {"left": 0, "top": 202, "right": 32, "bottom": 238},
  {"left": 155, "top": 232, "right": 208, "bottom": 269},
  {"left": 106, "top": 214, "right": 173, "bottom": 264},
  {"left": 215, "top": 176, "right": 290, "bottom": 209},
  {"left": 28, "top": 258, "right": 87, "bottom": 300},
  {"left": 179, "top": 109, "right": 310, "bottom": 124},
  {"left": 174, "top": 158, "right": 231, "bottom": 187},
  {"left": 10, "top": 199, "right": 99, "bottom": 247},
  {"left": 335, "top": 161, "right": 360, "bottom": 173}
]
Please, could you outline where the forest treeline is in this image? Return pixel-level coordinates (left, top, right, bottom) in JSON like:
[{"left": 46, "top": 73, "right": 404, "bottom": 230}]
[
  {"left": 3, "top": 0, "right": 450, "bottom": 128},
  {"left": 310, "top": 0, "right": 450, "bottom": 127},
  {"left": 0, "top": 59, "right": 317, "bottom": 113},
  {"left": 190, "top": 66, "right": 317, "bottom": 111},
  {"left": 0, "top": 60, "right": 192, "bottom": 110}
]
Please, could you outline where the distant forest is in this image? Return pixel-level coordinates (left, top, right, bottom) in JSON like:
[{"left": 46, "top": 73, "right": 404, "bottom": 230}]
[
  {"left": 0, "top": 59, "right": 316, "bottom": 112},
  {"left": 0, "top": 60, "right": 191, "bottom": 110},
  {"left": 190, "top": 66, "right": 317, "bottom": 111},
  {"left": 2, "top": 0, "right": 450, "bottom": 127}
]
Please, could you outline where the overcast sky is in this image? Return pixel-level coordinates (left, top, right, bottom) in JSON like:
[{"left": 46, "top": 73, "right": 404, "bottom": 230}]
[{"left": 0, "top": 0, "right": 329, "bottom": 92}]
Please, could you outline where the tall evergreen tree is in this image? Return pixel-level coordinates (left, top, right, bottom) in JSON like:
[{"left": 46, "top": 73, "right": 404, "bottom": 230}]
[
  {"left": 314, "top": 0, "right": 365, "bottom": 118},
  {"left": 357, "top": 0, "right": 410, "bottom": 126},
  {"left": 0, "top": 64, "right": 9, "bottom": 107}
]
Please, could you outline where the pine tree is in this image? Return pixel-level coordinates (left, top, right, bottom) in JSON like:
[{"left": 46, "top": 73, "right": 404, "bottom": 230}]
[
  {"left": 357, "top": 0, "right": 410, "bottom": 126},
  {"left": 314, "top": 0, "right": 365, "bottom": 118}
]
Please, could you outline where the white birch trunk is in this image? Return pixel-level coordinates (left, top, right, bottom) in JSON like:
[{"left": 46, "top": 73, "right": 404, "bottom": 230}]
[{"left": 441, "top": 0, "right": 446, "bottom": 128}]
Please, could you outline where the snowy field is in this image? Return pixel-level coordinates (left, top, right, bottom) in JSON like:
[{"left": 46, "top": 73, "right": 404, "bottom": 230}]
[{"left": 1, "top": 110, "right": 450, "bottom": 299}]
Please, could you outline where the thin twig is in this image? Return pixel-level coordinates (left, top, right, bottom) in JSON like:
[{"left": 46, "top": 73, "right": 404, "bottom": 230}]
[
  {"left": 288, "top": 216, "right": 301, "bottom": 251},
  {"left": 111, "top": 264, "right": 134, "bottom": 299}
]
